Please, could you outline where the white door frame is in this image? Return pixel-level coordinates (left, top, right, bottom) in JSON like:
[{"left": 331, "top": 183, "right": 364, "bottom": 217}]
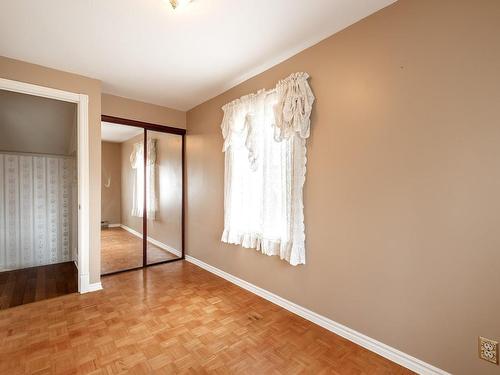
[{"left": 0, "top": 77, "right": 94, "bottom": 293}]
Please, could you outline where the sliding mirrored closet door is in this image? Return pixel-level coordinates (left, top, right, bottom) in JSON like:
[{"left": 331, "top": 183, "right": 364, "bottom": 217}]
[
  {"left": 101, "top": 122, "right": 145, "bottom": 274},
  {"left": 145, "top": 130, "right": 183, "bottom": 265},
  {"left": 100, "top": 117, "right": 185, "bottom": 276}
]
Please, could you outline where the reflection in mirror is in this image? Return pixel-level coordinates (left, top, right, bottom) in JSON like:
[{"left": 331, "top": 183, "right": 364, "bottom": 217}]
[
  {"left": 146, "top": 130, "right": 183, "bottom": 265},
  {"left": 100, "top": 122, "right": 144, "bottom": 274}
]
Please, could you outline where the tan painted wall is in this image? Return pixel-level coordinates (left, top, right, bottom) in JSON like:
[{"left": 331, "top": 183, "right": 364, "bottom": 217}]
[
  {"left": 101, "top": 141, "right": 122, "bottom": 225},
  {"left": 102, "top": 93, "right": 186, "bottom": 129},
  {"left": 120, "top": 133, "right": 182, "bottom": 252},
  {"left": 0, "top": 55, "right": 102, "bottom": 284},
  {"left": 185, "top": 1, "right": 500, "bottom": 374}
]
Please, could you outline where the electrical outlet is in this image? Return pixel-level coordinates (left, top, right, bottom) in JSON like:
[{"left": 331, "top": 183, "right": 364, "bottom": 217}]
[{"left": 479, "top": 336, "right": 498, "bottom": 365}]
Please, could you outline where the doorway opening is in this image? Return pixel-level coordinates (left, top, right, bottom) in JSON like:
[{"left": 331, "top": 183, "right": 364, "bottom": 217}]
[
  {"left": 0, "top": 89, "right": 79, "bottom": 309},
  {"left": 100, "top": 115, "right": 185, "bottom": 275}
]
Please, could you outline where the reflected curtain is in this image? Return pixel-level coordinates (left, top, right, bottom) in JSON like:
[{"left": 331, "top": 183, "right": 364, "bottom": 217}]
[{"left": 130, "top": 139, "right": 158, "bottom": 219}]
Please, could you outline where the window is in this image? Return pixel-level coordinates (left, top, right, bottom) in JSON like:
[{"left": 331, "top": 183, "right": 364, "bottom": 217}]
[{"left": 221, "top": 73, "right": 314, "bottom": 265}]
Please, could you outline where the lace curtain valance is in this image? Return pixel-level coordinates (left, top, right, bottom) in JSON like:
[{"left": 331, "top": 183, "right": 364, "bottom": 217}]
[{"left": 221, "top": 72, "right": 314, "bottom": 265}]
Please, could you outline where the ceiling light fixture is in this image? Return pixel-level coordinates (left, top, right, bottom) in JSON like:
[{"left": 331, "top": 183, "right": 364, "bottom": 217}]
[{"left": 169, "top": 0, "right": 193, "bottom": 9}]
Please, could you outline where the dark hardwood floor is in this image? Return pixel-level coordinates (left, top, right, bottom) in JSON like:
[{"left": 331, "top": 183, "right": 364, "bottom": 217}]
[{"left": 0, "top": 261, "right": 77, "bottom": 310}]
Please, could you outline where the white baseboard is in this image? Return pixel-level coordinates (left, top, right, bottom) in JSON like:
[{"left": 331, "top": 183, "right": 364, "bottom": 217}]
[
  {"left": 120, "top": 224, "right": 181, "bottom": 257},
  {"left": 147, "top": 235, "right": 182, "bottom": 258},
  {"left": 79, "top": 273, "right": 103, "bottom": 294},
  {"left": 85, "top": 282, "right": 103, "bottom": 293},
  {"left": 108, "top": 223, "right": 121, "bottom": 228},
  {"left": 185, "top": 255, "right": 449, "bottom": 375}
]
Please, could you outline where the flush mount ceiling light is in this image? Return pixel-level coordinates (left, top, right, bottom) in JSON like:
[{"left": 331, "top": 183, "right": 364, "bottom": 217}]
[{"left": 169, "top": 0, "right": 193, "bottom": 9}]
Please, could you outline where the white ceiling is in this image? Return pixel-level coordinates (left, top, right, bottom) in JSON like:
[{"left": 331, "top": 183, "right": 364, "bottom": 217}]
[
  {"left": 101, "top": 122, "right": 143, "bottom": 143},
  {"left": 0, "top": 0, "right": 396, "bottom": 111}
]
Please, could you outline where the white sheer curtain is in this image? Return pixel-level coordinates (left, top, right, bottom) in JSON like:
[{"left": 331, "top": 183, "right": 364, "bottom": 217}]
[
  {"left": 130, "top": 139, "right": 158, "bottom": 219},
  {"left": 221, "top": 72, "right": 314, "bottom": 265}
]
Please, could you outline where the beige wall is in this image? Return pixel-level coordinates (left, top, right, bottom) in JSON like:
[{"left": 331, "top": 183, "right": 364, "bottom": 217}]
[
  {"left": 186, "top": 1, "right": 500, "bottom": 374},
  {"left": 0, "top": 55, "right": 103, "bottom": 284},
  {"left": 120, "top": 133, "right": 182, "bottom": 252},
  {"left": 102, "top": 93, "right": 186, "bottom": 129},
  {"left": 101, "top": 141, "right": 122, "bottom": 225}
]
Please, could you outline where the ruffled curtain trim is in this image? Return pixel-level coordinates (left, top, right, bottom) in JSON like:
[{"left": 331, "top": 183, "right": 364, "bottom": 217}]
[
  {"left": 273, "top": 72, "right": 315, "bottom": 141},
  {"left": 221, "top": 90, "right": 266, "bottom": 170},
  {"left": 221, "top": 229, "right": 305, "bottom": 266},
  {"left": 221, "top": 73, "right": 315, "bottom": 150}
]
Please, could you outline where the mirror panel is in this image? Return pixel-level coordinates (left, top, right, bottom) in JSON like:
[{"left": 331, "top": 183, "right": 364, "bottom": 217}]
[
  {"left": 146, "top": 130, "right": 183, "bottom": 265},
  {"left": 101, "top": 122, "right": 144, "bottom": 274}
]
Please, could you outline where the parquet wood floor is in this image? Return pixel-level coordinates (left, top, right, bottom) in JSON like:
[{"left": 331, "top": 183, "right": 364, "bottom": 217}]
[
  {"left": 0, "top": 261, "right": 415, "bottom": 374},
  {"left": 0, "top": 262, "right": 77, "bottom": 311},
  {"left": 101, "top": 228, "right": 179, "bottom": 275}
]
